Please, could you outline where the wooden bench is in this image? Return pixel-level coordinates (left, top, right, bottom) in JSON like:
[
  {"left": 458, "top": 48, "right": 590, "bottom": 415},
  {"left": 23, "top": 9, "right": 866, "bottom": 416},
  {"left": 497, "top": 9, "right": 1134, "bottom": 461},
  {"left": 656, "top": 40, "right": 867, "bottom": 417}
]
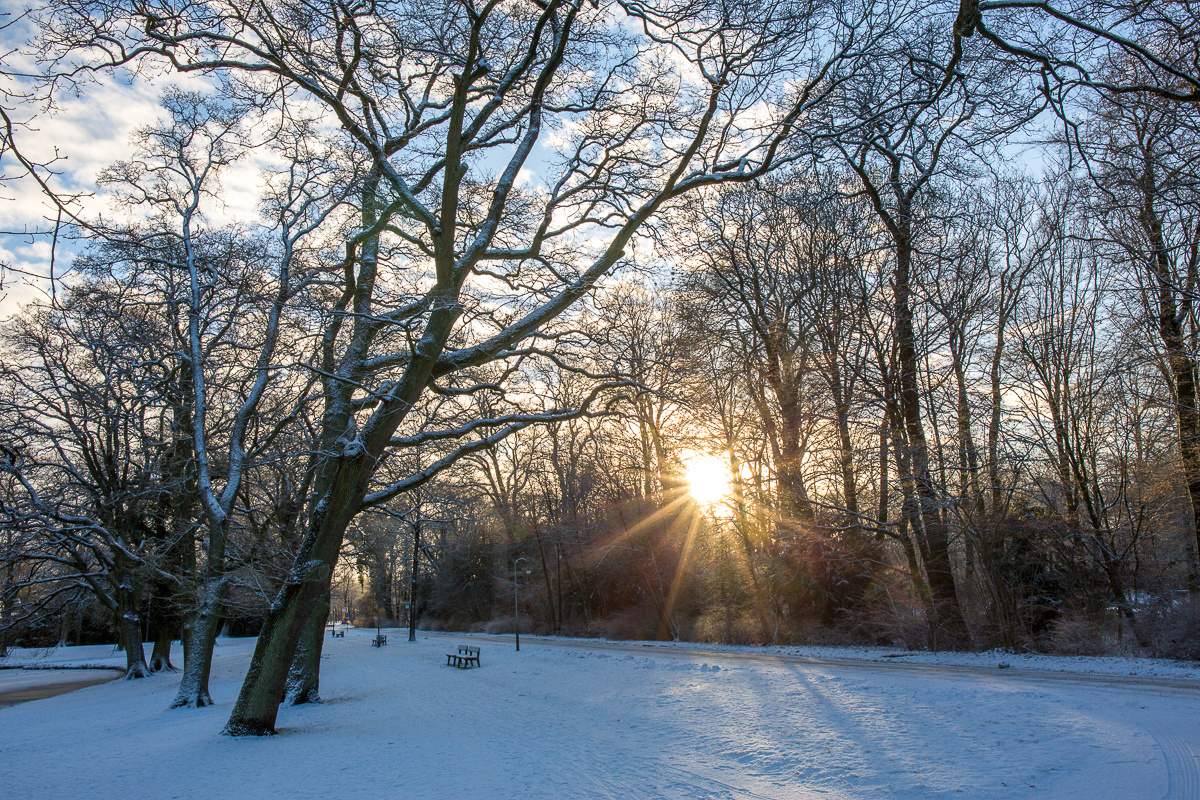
[
  {"left": 330, "top": 627, "right": 345, "bottom": 638},
  {"left": 445, "top": 645, "right": 480, "bottom": 669},
  {"left": 372, "top": 634, "right": 387, "bottom": 647}
]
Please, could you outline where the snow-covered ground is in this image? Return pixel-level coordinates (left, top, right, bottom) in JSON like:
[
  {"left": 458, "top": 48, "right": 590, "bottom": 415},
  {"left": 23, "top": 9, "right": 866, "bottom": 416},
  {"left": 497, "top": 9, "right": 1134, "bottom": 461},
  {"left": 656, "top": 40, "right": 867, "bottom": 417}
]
[{"left": 2, "top": 630, "right": 1198, "bottom": 799}]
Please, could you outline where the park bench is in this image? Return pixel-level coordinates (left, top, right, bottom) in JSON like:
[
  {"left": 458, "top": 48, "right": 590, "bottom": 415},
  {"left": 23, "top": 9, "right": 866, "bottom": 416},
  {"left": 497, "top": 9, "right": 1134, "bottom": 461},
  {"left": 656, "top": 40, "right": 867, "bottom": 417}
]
[
  {"left": 372, "top": 634, "right": 387, "bottom": 647},
  {"left": 445, "top": 645, "right": 480, "bottom": 669},
  {"left": 329, "top": 627, "right": 345, "bottom": 638}
]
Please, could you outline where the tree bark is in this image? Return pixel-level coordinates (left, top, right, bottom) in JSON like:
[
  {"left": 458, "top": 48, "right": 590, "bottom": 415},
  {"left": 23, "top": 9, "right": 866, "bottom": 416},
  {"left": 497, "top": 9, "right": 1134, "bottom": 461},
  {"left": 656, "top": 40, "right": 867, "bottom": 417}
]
[
  {"left": 117, "top": 599, "right": 151, "bottom": 680},
  {"left": 149, "top": 624, "right": 177, "bottom": 673},
  {"left": 286, "top": 587, "right": 330, "bottom": 705},
  {"left": 171, "top": 589, "right": 223, "bottom": 706}
]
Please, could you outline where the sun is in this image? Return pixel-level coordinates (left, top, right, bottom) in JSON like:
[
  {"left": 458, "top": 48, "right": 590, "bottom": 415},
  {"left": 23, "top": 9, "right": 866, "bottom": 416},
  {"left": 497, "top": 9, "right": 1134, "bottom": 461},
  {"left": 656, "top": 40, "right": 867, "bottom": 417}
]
[{"left": 684, "top": 453, "right": 731, "bottom": 505}]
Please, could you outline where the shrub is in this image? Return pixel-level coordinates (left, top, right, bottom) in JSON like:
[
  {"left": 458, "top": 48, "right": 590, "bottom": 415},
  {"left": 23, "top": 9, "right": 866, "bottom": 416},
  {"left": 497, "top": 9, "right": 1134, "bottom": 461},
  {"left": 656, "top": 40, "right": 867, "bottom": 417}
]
[
  {"left": 1047, "top": 611, "right": 1117, "bottom": 656},
  {"left": 1137, "top": 596, "right": 1200, "bottom": 661}
]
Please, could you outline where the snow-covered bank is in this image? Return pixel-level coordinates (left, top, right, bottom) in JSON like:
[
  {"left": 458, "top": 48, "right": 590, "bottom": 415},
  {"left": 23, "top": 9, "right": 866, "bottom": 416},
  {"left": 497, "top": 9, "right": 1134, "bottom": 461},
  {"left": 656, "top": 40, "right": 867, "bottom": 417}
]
[
  {"left": 0, "top": 645, "right": 128, "bottom": 672},
  {"left": 2, "top": 630, "right": 1198, "bottom": 799}
]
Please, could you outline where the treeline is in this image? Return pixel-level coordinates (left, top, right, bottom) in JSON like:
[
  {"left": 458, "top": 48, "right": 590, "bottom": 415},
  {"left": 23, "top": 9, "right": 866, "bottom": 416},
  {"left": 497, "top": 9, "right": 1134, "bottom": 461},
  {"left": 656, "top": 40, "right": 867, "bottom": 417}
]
[
  {"left": 349, "top": 51, "right": 1200, "bottom": 657},
  {"left": 354, "top": 169, "right": 1200, "bottom": 660}
]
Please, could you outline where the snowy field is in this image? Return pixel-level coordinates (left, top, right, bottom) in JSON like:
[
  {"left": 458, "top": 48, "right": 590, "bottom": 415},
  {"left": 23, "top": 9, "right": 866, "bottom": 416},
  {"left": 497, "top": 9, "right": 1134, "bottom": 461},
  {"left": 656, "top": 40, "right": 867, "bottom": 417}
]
[{"left": 2, "top": 631, "right": 1199, "bottom": 800}]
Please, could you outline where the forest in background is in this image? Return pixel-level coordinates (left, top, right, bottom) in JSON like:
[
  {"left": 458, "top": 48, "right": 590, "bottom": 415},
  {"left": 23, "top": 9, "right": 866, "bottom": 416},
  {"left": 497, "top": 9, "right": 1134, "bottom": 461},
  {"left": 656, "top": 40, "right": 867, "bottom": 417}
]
[
  {"left": 336, "top": 165, "right": 1200, "bottom": 660},
  {"left": 0, "top": 0, "right": 1197, "bottom": 735}
]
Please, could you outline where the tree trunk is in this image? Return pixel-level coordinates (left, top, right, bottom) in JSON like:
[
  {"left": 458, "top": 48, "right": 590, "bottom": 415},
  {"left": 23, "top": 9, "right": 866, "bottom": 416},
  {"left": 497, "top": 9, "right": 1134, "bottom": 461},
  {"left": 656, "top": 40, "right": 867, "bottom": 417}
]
[
  {"left": 223, "top": 450, "right": 374, "bottom": 735},
  {"left": 170, "top": 585, "right": 223, "bottom": 707},
  {"left": 877, "top": 414, "right": 890, "bottom": 529},
  {"left": 770, "top": 376, "right": 814, "bottom": 522},
  {"left": 894, "top": 233, "right": 968, "bottom": 647},
  {"left": 988, "top": 304, "right": 1008, "bottom": 518},
  {"left": 1141, "top": 198, "right": 1200, "bottom": 591},
  {"left": 1097, "top": 543, "right": 1149, "bottom": 649},
  {"left": 534, "top": 528, "right": 557, "bottom": 634},
  {"left": 117, "top": 600, "right": 151, "bottom": 680},
  {"left": 831, "top": 374, "right": 860, "bottom": 535},
  {"left": 952, "top": 344, "right": 984, "bottom": 515},
  {"left": 149, "top": 624, "right": 177, "bottom": 673},
  {"left": 286, "top": 587, "right": 330, "bottom": 705},
  {"left": 951, "top": 341, "right": 983, "bottom": 596},
  {"left": 223, "top": 575, "right": 325, "bottom": 735}
]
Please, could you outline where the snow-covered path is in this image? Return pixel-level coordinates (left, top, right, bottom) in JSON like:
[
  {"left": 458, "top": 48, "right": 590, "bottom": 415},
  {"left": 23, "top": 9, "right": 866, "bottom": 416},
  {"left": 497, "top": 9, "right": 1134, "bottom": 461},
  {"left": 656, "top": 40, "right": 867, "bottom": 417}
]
[{"left": 2, "top": 631, "right": 1197, "bottom": 799}]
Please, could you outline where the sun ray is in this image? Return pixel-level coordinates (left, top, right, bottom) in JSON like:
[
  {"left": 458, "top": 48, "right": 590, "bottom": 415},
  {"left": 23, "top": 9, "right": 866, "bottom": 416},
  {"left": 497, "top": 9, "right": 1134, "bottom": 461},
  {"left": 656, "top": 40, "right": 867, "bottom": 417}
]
[
  {"left": 601, "top": 492, "right": 693, "bottom": 549},
  {"left": 659, "top": 504, "right": 705, "bottom": 640}
]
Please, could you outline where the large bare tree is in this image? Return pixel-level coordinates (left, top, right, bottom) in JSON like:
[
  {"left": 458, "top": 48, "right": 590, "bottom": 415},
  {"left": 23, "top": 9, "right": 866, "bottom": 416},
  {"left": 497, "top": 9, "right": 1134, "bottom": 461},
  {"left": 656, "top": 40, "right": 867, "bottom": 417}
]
[{"left": 32, "top": 0, "right": 896, "bottom": 733}]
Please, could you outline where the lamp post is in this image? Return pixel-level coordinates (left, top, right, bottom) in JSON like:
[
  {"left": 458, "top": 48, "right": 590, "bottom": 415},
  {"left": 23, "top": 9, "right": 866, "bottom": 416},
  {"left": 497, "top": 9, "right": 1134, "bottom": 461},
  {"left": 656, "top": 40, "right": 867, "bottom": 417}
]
[
  {"left": 408, "top": 513, "right": 421, "bottom": 642},
  {"left": 514, "top": 556, "right": 531, "bottom": 651}
]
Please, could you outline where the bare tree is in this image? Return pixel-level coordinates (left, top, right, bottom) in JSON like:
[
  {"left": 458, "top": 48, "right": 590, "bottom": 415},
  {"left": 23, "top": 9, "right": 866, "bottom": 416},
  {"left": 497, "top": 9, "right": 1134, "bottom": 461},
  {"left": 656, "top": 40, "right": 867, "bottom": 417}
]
[
  {"left": 73, "top": 92, "right": 341, "bottom": 707},
  {"left": 1076, "top": 82, "right": 1200, "bottom": 589},
  {"left": 1010, "top": 190, "right": 1148, "bottom": 640},
  {"left": 818, "top": 14, "right": 1034, "bottom": 646},
  {"left": 0, "top": 281, "right": 182, "bottom": 678},
  {"left": 676, "top": 182, "right": 826, "bottom": 521},
  {"left": 31, "top": 0, "right": 896, "bottom": 733},
  {"left": 959, "top": 0, "right": 1200, "bottom": 106}
]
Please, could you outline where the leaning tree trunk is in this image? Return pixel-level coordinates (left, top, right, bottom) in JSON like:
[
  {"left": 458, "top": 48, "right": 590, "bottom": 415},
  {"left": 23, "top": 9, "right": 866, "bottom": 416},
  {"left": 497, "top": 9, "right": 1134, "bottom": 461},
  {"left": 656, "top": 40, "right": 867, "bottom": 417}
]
[
  {"left": 225, "top": 158, "right": 517, "bottom": 732},
  {"left": 224, "top": 560, "right": 336, "bottom": 734},
  {"left": 223, "top": 449, "right": 375, "bottom": 735},
  {"left": 286, "top": 587, "right": 331, "bottom": 705}
]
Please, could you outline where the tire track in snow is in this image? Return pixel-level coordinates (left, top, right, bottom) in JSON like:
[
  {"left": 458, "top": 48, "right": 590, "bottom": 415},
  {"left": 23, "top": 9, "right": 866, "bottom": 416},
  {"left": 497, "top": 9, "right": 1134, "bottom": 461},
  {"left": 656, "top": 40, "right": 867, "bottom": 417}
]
[
  {"left": 665, "top": 766, "right": 796, "bottom": 800},
  {"left": 1138, "top": 713, "right": 1200, "bottom": 800}
]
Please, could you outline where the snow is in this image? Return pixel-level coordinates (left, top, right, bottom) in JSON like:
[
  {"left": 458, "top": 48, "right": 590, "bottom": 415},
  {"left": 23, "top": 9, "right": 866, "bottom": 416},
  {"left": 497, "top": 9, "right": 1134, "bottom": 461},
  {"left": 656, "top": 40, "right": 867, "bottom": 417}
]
[
  {"left": 2, "top": 630, "right": 1199, "bottom": 799},
  {"left": 1, "top": 645, "right": 129, "bottom": 671}
]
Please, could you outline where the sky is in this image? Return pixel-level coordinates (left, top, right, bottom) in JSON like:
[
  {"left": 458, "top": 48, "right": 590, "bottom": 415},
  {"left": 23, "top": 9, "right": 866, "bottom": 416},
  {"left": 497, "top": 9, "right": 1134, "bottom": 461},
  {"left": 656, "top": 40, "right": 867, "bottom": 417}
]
[{"left": 0, "top": 7, "right": 260, "bottom": 312}]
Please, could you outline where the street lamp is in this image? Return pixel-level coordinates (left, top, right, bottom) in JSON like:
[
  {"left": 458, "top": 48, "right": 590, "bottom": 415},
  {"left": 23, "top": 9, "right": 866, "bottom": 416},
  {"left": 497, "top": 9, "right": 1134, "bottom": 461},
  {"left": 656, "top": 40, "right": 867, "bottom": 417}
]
[
  {"left": 408, "top": 513, "right": 421, "bottom": 643},
  {"left": 514, "top": 556, "right": 531, "bottom": 651}
]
